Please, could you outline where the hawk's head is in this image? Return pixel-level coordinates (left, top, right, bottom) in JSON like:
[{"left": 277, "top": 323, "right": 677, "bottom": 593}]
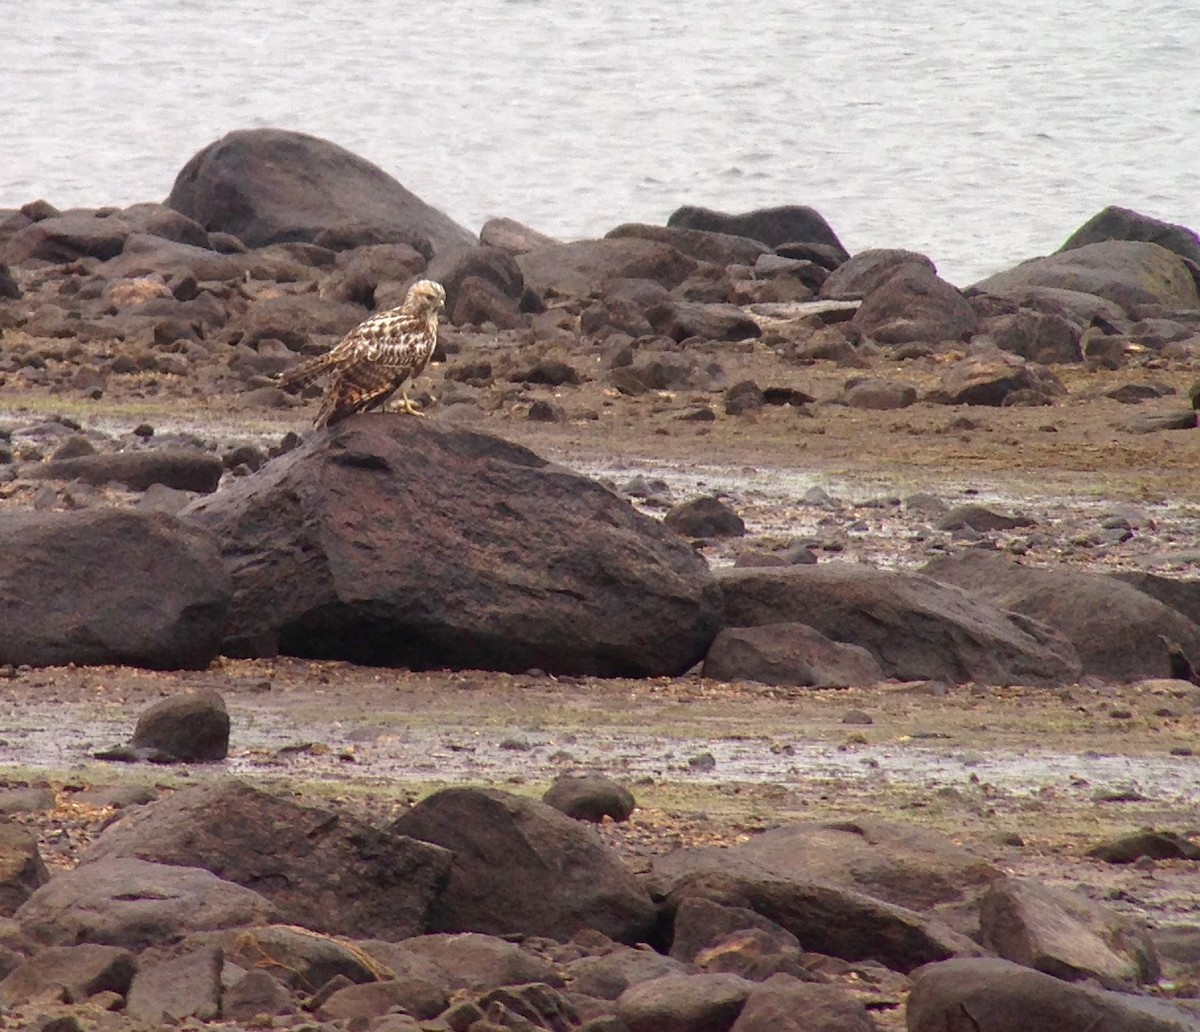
[{"left": 406, "top": 279, "right": 447, "bottom": 315}]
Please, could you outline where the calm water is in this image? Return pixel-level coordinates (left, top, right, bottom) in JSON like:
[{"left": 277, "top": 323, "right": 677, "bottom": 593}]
[{"left": 2, "top": 1, "right": 1198, "bottom": 285}]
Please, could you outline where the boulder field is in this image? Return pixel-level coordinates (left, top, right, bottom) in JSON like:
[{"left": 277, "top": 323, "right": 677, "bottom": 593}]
[
  {"left": 4, "top": 778, "right": 1198, "bottom": 1030},
  {"left": 2, "top": 130, "right": 1200, "bottom": 1030}
]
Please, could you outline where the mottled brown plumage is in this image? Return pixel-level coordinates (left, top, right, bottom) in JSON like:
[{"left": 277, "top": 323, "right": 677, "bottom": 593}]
[{"left": 277, "top": 279, "right": 446, "bottom": 427}]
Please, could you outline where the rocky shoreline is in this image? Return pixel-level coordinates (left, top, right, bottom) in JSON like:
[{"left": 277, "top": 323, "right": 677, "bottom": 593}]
[{"left": 2, "top": 127, "right": 1200, "bottom": 1030}]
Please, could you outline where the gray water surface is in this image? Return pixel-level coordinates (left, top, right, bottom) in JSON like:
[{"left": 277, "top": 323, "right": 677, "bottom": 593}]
[{"left": 3, "top": 0, "right": 1198, "bottom": 284}]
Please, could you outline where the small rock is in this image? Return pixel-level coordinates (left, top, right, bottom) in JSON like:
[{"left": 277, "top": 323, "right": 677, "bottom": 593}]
[
  {"left": 543, "top": 774, "right": 636, "bottom": 823},
  {"left": 1127, "top": 410, "right": 1197, "bottom": 433},
  {"left": 725, "top": 380, "right": 765, "bottom": 415},
  {"left": 1087, "top": 830, "right": 1200, "bottom": 863},
  {"left": 665, "top": 496, "right": 746, "bottom": 538},
  {"left": 528, "top": 400, "right": 566, "bottom": 422},
  {"left": 129, "top": 689, "right": 230, "bottom": 762}
]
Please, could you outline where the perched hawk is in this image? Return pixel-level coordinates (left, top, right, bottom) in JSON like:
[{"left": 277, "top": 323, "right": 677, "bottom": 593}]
[{"left": 276, "top": 279, "right": 446, "bottom": 427}]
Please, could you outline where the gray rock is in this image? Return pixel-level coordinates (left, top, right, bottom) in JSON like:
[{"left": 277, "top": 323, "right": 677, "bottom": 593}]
[
  {"left": 479, "top": 216, "right": 558, "bottom": 256},
  {"left": 1059, "top": 206, "right": 1200, "bottom": 267},
  {"left": 317, "top": 976, "right": 447, "bottom": 1022},
  {"left": 655, "top": 818, "right": 996, "bottom": 915},
  {"left": 730, "top": 975, "right": 876, "bottom": 1032},
  {"left": 718, "top": 563, "right": 1081, "bottom": 687},
  {"left": 83, "top": 779, "right": 450, "bottom": 941},
  {"left": 972, "top": 240, "right": 1200, "bottom": 313},
  {"left": 517, "top": 238, "right": 697, "bottom": 299},
  {"left": 222, "top": 969, "right": 296, "bottom": 1021},
  {"left": 842, "top": 376, "right": 918, "bottom": 410},
  {"left": 617, "top": 972, "right": 752, "bottom": 1032},
  {"left": 126, "top": 945, "right": 223, "bottom": 1022},
  {"left": 907, "top": 957, "right": 1200, "bottom": 1032},
  {"left": 384, "top": 931, "right": 562, "bottom": 993},
  {"left": 665, "top": 496, "right": 746, "bottom": 539},
  {"left": 929, "top": 349, "right": 1067, "bottom": 406},
  {"left": 0, "top": 822, "right": 50, "bottom": 916},
  {"left": 668, "top": 205, "right": 849, "bottom": 258},
  {"left": 0, "top": 509, "right": 229, "bottom": 670},
  {"left": 978, "top": 877, "right": 1159, "bottom": 988},
  {"left": 852, "top": 265, "right": 977, "bottom": 344},
  {"left": 702, "top": 623, "right": 883, "bottom": 688},
  {"left": 567, "top": 948, "right": 690, "bottom": 1001},
  {"left": 25, "top": 450, "right": 224, "bottom": 493},
  {"left": 389, "top": 788, "right": 656, "bottom": 945},
  {"left": 820, "top": 248, "right": 936, "bottom": 300},
  {"left": 214, "top": 924, "right": 381, "bottom": 991},
  {"left": 0, "top": 944, "right": 136, "bottom": 1006},
  {"left": 15, "top": 858, "right": 278, "bottom": 949},
  {"left": 923, "top": 550, "right": 1200, "bottom": 682}
]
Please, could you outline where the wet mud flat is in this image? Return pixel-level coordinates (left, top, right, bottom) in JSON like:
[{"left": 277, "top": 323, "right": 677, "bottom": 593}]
[{"left": 3, "top": 657, "right": 1200, "bottom": 936}]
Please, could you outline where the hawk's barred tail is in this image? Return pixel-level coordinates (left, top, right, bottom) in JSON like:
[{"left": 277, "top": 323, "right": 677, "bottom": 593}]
[{"left": 276, "top": 352, "right": 342, "bottom": 391}]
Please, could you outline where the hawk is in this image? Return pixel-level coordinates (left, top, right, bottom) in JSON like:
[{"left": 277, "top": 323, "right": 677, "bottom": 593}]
[{"left": 276, "top": 279, "right": 446, "bottom": 427}]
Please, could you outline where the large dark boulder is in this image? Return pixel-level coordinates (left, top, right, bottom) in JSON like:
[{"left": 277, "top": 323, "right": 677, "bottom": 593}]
[
  {"left": 0, "top": 509, "right": 229, "bottom": 670},
  {"left": 82, "top": 780, "right": 451, "bottom": 940},
  {"left": 972, "top": 240, "right": 1200, "bottom": 312},
  {"left": 390, "top": 787, "right": 656, "bottom": 944},
  {"left": 1059, "top": 206, "right": 1200, "bottom": 268},
  {"left": 907, "top": 957, "right": 1200, "bottom": 1032},
  {"left": 184, "top": 416, "right": 721, "bottom": 676},
  {"left": 166, "top": 128, "right": 475, "bottom": 255},
  {"left": 668, "top": 205, "right": 849, "bottom": 259},
  {"left": 923, "top": 551, "right": 1200, "bottom": 681},
  {"left": 717, "top": 563, "right": 1081, "bottom": 687}
]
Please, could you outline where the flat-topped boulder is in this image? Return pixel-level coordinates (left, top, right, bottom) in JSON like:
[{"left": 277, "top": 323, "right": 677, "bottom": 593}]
[{"left": 184, "top": 415, "right": 721, "bottom": 675}]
